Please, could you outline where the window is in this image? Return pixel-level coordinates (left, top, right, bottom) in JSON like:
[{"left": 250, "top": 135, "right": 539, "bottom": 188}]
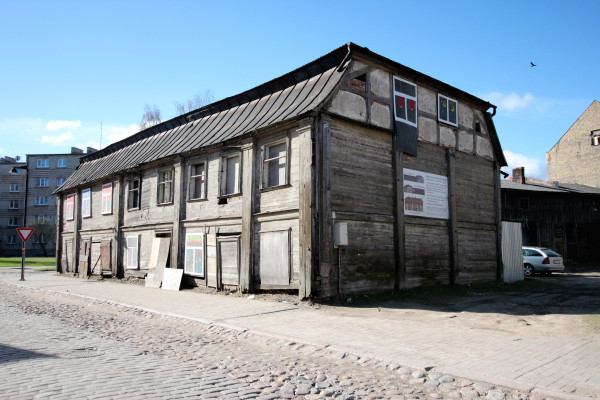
[
  {"left": 438, "top": 94, "right": 458, "bottom": 126},
  {"left": 8, "top": 217, "right": 17, "bottom": 226},
  {"left": 101, "top": 183, "right": 112, "bottom": 214},
  {"left": 9, "top": 201, "right": 19, "bottom": 210},
  {"left": 157, "top": 170, "right": 173, "bottom": 205},
  {"left": 126, "top": 235, "right": 139, "bottom": 269},
  {"left": 36, "top": 159, "right": 49, "bottom": 168},
  {"left": 262, "top": 140, "right": 288, "bottom": 188},
  {"left": 33, "top": 235, "right": 46, "bottom": 244},
  {"left": 57, "top": 177, "right": 66, "bottom": 187},
  {"left": 57, "top": 158, "right": 67, "bottom": 168},
  {"left": 393, "top": 76, "right": 418, "bottom": 127},
  {"left": 35, "top": 196, "right": 49, "bottom": 206},
  {"left": 10, "top": 184, "right": 20, "bottom": 192},
  {"left": 189, "top": 162, "right": 207, "bottom": 200},
  {"left": 7, "top": 235, "right": 16, "bottom": 245},
  {"left": 220, "top": 154, "right": 241, "bottom": 196},
  {"left": 184, "top": 233, "right": 204, "bottom": 277},
  {"left": 81, "top": 188, "right": 91, "bottom": 217},
  {"left": 35, "top": 215, "right": 51, "bottom": 223},
  {"left": 128, "top": 178, "right": 141, "bottom": 210},
  {"left": 37, "top": 178, "right": 49, "bottom": 187},
  {"left": 66, "top": 194, "right": 75, "bottom": 220},
  {"left": 591, "top": 130, "right": 600, "bottom": 146}
]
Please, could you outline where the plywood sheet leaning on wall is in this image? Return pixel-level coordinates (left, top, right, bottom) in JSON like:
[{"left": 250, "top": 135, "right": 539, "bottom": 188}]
[{"left": 145, "top": 236, "right": 170, "bottom": 288}]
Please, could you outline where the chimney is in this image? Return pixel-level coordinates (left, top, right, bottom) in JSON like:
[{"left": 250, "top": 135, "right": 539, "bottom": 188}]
[
  {"left": 71, "top": 147, "right": 83, "bottom": 154},
  {"left": 512, "top": 167, "right": 525, "bottom": 184},
  {"left": 86, "top": 147, "right": 97, "bottom": 154}
]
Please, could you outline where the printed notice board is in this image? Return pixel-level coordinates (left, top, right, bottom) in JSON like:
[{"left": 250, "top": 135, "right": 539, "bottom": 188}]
[{"left": 403, "top": 168, "right": 448, "bottom": 220}]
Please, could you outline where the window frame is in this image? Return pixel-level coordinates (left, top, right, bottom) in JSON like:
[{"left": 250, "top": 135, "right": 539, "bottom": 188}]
[
  {"left": 438, "top": 93, "right": 458, "bottom": 127},
  {"left": 184, "top": 232, "right": 205, "bottom": 277},
  {"left": 36, "top": 178, "right": 49, "bottom": 187},
  {"left": 393, "top": 76, "right": 418, "bottom": 127},
  {"left": 57, "top": 158, "right": 67, "bottom": 168},
  {"left": 219, "top": 153, "right": 242, "bottom": 197},
  {"left": 260, "top": 137, "right": 290, "bottom": 190},
  {"left": 7, "top": 235, "right": 16, "bottom": 245},
  {"left": 9, "top": 184, "right": 20, "bottom": 192},
  {"left": 36, "top": 159, "right": 49, "bottom": 168},
  {"left": 126, "top": 235, "right": 139, "bottom": 269},
  {"left": 101, "top": 183, "right": 113, "bottom": 215},
  {"left": 157, "top": 169, "right": 174, "bottom": 205},
  {"left": 127, "top": 177, "right": 141, "bottom": 210},
  {"left": 34, "top": 196, "right": 49, "bottom": 206},
  {"left": 56, "top": 177, "right": 66, "bottom": 187},
  {"left": 81, "top": 188, "right": 91, "bottom": 218},
  {"left": 9, "top": 200, "right": 19, "bottom": 210},
  {"left": 188, "top": 161, "right": 208, "bottom": 201},
  {"left": 8, "top": 217, "right": 17, "bottom": 227},
  {"left": 66, "top": 194, "right": 75, "bottom": 220}
]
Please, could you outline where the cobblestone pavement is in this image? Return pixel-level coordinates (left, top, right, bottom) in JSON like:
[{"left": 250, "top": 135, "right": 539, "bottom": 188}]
[{"left": 0, "top": 274, "right": 563, "bottom": 400}]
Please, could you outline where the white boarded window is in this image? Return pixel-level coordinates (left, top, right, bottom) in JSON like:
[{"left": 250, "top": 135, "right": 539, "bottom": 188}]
[
  {"left": 81, "top": 189, "right": 91, "bottom": 217},
  {"left": 184, "top": 233, "right": 204, "bottom": 277},
  {"left": 126, "top": 235, "right": 139, "bottom": 269},
  {"left": 66, "top": 194, "right": 75, "bottom": 220},
  {"left": 393, "top": 76, "right": 418, "bottom": 127},
  {"left": 438, "top": 94, "right": 458, "bottom": 126},
  {"left": 262, "top": 140, "right": 288, "bottom": 188},
  {"left": 189, "top": 162, "right": 207, "bottom": 200},
  {"left": 259, "top": 230, "right": 290, "bottom": 286},
  {"left": 220, "top": 154, "right": 241, "bottom": 196},
  {"left": 101, "top": 183, "right": 112, "bottom": 214}
]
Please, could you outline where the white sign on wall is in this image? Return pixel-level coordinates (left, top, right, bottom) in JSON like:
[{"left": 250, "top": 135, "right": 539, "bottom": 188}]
[{"left": 403, "top": 168, "right": 448, "bottom": 220}]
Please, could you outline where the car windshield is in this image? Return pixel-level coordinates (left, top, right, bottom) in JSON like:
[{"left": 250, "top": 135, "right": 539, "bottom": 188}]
[{"left": 543, "top": 249, "right": 561, "bottom": 257}]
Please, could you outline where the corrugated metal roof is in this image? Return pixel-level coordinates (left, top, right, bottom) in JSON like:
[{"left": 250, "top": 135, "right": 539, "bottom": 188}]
[
  {"left": 501, "top": 179, "right": 600, "bottom": 194},
  {"left": 58, "top": 59, "right": 346, "bottom": 192}
]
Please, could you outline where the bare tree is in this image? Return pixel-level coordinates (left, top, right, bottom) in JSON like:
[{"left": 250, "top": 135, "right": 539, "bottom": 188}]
[
  {"left": 27, "top": 219, "right": 56, "bottom": 257},
  {"left": 140, "top": 104, "right": 162, "bottom": 130},
  {"left": 175, "top": 90, "right": 214, "bottom": 116}
]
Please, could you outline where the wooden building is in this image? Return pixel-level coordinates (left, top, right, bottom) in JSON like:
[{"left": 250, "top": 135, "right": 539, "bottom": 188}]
[
  {"left": 55, "top": 43, "right": 506, "bottom": 298},
  {"left": 502, "top": 167, "right": 600, "bottom": 262}
]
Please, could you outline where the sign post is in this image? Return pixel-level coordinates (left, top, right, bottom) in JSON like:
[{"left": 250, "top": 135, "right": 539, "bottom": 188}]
[{"left": 16, "top": 228, "right": 34, "bottom": 281}]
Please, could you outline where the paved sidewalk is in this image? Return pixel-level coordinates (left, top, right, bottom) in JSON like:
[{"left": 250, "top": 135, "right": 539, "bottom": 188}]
[{"left": 2, "top": 272, "right": 598, "bottom": 400}]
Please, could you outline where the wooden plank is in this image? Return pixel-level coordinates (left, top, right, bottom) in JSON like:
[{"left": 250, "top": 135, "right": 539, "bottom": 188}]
[
  {"left": 394, "top": 133, "right": 405, "bottom": 290},
  {"left": 219, "top": 237, "right": 239, "bottom": 286},
  {"left": 447, "top": 149, "right": 458, "bottom": 285},
  {"left": 161, "top": 268, "right": 183, "bottom": 291},
  {"left": 100, "top": 239, "right": 111, "bottom": 271},
  {"left": 206, "top": 233, "right": 218, "bottom": 288},
  {"left": 319, "top": 120, "right": 333, "bottom": 295},
  {"left": 240, "top": 139, "right": 255, "bottom": 292},
  {"left": 298, "top": 120, "right": 313, "bottom": 298},
  {"left": 259, "top": 230, "right": 290, "bottom": 285}
]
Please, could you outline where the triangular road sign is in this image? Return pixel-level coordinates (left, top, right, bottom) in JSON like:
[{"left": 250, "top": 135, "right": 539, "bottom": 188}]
[{"left": 16, "top": 228, "right": 34, "bottom": 243}]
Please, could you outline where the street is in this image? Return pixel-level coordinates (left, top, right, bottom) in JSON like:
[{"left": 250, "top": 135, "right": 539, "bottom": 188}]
[{"left": 0, "top": 271, "right": 539, "bottom": 400}]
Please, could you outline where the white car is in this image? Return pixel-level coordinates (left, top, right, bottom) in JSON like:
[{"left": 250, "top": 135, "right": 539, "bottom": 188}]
[{"left": 522, "top": 246, "right": 565, "bottom": 276}]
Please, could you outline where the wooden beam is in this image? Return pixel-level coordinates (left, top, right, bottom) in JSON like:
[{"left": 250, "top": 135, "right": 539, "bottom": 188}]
[
  {"left": 447, "top": 149, "right": 458, "bottom": 285},
  {"left": 171, "top": 158, "right": 184, "bottom": 271},
  {"left": 494, "top": 161, "right": 503, "bottom": 281},
  {"left": 240, "top": 138, "right": 256, "bottom": 292},
  {"left": 73, "top": 189, "right": 81, "bottom": 277},
  {"left": 298, "top": 118, "right": 314, "bottom": 299},
  {"left": 55, "top": 193, "right": 63, "bottom": 273},
  {"left": 319, "top": 119, "right": 333, "bottom": 295},
  {"left": 113, "top": 176, "right": 124, "bottom": 277},
  {"left": 393, "top": 132, "right": 406, "bottom": 290}
]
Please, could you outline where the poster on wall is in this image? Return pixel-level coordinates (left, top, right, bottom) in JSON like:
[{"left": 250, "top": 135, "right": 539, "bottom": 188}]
[
  {"left": 184, "top": 233, "right": 204, "bottom": 277},
  {"left": 403, "top": 168, "right": 448, "bottom": 220}
]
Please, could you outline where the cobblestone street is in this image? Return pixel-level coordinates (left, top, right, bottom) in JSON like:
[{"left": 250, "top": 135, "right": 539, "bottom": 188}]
[{"left": 0, "top": 275, "right": 541, "bottom": 400}]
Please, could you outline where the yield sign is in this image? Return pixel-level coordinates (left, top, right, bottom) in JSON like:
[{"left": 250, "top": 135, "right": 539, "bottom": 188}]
[{"left": 16, "top": 228, "right": 34, "bottom": 243}]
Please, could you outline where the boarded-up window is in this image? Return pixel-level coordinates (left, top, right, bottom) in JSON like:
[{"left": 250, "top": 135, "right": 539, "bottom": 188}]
[
  {"left": 128, "top": 178, "right": 140, "bottom": 210},
  {"left": 262, "top": 140, "right": 288, "bottom": 188},
  {"left": 157, "top": 170, "right": 173, "bottom": 204},
  {"left": 218, "top": 237, "right": 239, "bottom": 286},
  {"left": 393, "top": 76, "right": 417, "bottom": 127},
  {"left": 81, "top": 189, "right": 91, "bottom": 218},
  {"left": 189, "top": 162, "right": 207, "bottom": 200},
  {"left": 438, "top": 94, "right": 458, "bottom": 126},
  {"left": 220, "top": 154, "right": 240, "bottom": 196},
  {"left": 126, "top": 235, "right": 139, "bottom": 269},
  {"left": 101, "top": 183, "right": 112, "bottom": 214},
  {"left": 184, "top": 233, "right": 204, "bottom": 277},
  {"left": 259, "top": 230, "right": 290, "bottom": 285}
]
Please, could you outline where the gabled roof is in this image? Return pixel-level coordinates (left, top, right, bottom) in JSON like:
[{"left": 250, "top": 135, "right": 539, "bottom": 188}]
[
  {"left": 58, "top": 43, "right": 502, "bottom": 192},
  {"left": 548, "top": 100, "right": 600, "bottom": 152},
  {"left": 501, "top": 179, "right": 600, "bottom": 195}
]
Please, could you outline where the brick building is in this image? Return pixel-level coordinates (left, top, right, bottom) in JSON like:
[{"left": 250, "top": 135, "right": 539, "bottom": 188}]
[
  {"left": 547, "top": 100, "right": 600, "bottom": 188},
  {"left": 0, "top": 157, "right": 27, "bottom": 256}
]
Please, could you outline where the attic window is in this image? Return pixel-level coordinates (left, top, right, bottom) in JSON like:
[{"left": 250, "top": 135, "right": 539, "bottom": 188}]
[
  {"left": 438, "top": 94, "right": 458, "bottom": 127},
  {"left": 475, "top": 122, "right": 481, "bottom": 133},
  {"left": 591, "top": 129, "right": 600, "bottom": 146},
  {"left": 347, "top": 74, "right": 366, "bottom": 91},
  {"left": 393, "top": 76, "right": 418, "bottom": 127}
]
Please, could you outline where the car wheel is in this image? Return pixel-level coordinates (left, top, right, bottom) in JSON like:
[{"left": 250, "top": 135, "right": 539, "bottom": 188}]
[{"left": 523, "top": 264, "right": 534, "bottom": 276}]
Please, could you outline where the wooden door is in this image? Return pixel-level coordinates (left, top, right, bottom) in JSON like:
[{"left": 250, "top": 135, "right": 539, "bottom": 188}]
[{"left": 217, "top": 236, "right": 240, "bottom": 288}]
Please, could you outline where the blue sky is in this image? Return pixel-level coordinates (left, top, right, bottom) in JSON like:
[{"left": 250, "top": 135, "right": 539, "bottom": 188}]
[{"left": 1, "top": 1, "right": 598, "bottom": 179}]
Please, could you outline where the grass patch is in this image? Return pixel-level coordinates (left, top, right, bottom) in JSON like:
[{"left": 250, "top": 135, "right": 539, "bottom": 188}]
[
  {"left": 335, "top": 277, "right": 549, "bottom": 307},
  {"left": 0, "top": 257, "right": 56, "bottom": 268}
]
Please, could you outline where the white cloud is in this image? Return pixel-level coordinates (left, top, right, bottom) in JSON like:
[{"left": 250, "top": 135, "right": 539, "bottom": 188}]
[
  {"left": 483, "top": 92, "right": 534, "bottom": 112},
  {"left": 46, "top": 120, "right": 82, "bottom": 131},
  {"left": 40, "top": 132, "right": 74, "bottom": 146},
  {"left": 105, "top": 124, "right": 139, "bottom": 146},
  {"left": 503, "top": 150, "right": 546, "bottom": 179}
]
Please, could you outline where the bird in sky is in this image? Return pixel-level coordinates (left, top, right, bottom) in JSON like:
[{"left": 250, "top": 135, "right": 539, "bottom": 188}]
[{"left": 530, "top": 62, "right": 537, "bottom": 67}]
